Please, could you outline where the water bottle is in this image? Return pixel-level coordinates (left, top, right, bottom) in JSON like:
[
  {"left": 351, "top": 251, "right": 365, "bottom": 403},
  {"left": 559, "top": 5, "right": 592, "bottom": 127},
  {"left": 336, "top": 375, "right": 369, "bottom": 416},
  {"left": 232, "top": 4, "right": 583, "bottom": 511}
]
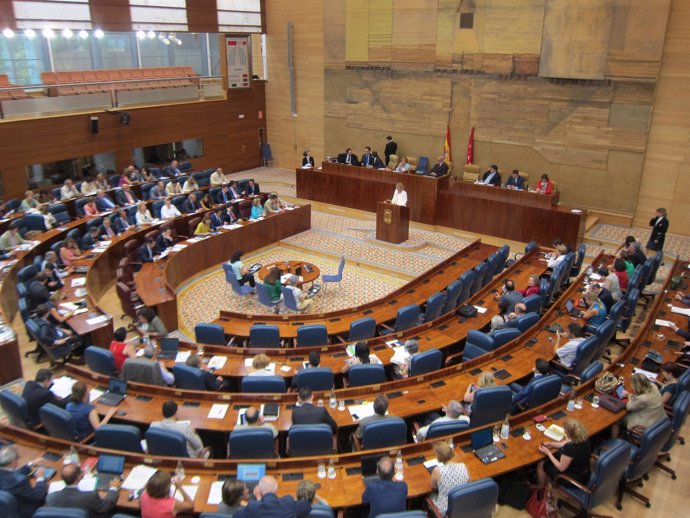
[
  {"left": 175, "top": 461, "right": 185, "bottom": 482},
  {"left": 329, "top": 389, "right": 337, "bottom": 409},
  {"left": 500, "top": 415, "right": 510, "bottom": 440},
  {"left": 317, "top": 461, "right": 326, "bottom": 479},
  {"left": 327, "top": 459, "right": 336, "bottom": 479},
  {"left": 197, "top": 344, "right": 204, "bottom": 357},
  {"left": 68, "top": 445, "right": 80, "bottom": 465},
  {"left": 567, "top": 394, "right": 576, "bottom": 412},
  {"left": 394, "top": 450, "right": 404, "bottom": 481}
]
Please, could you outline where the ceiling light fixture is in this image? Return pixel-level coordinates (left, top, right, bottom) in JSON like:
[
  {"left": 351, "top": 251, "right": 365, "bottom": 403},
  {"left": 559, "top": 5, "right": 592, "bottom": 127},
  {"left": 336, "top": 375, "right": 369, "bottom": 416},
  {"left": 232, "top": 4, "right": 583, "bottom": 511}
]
[
  {"left": 62, "top": 28, "right": 73, "bottom": 39},
  {"left": 136, "top": 30, "right": 145, "bottom": 40},
  {"left": 147, "top": 30, "right": 155, "bottom": 39},
  {"left": 42, "top": 27, "right": 54, "bottom": 39},
  {"left": 78, "top": 29, "right": 89, "bottom": 39},
  {"left": 2, "top": 28, "right": 14, "bottom": 38},
  {"left": 24, "top": 28, "right": 36, "bottom": 39},
  {"left": 94, "top": 29, "right": 104, "bottom": 39}
]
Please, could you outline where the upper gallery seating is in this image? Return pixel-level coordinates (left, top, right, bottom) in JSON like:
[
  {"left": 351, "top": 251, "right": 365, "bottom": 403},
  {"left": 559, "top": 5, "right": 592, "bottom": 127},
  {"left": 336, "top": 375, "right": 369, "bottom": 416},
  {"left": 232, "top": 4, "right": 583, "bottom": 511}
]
[{"left": 0, "top": 74, "right": 30, "bottom": 100}]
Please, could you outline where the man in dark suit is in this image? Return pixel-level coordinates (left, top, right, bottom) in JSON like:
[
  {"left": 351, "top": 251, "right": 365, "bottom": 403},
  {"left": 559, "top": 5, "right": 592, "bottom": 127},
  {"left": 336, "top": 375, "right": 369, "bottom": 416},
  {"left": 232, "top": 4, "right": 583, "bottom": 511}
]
[
  {"left": 361, "top": 457, "right": 408, "bottom": 518},
  {"left": 233, "top": 476, "right": 310, "bottom": 518},
  {"left": 42, "top": 263, "right": 63, "bottom": 291},
  {"left": 28, "top": 273, "right": 53, "bottom": 310},
  {"left": 34, "top": 304, "right": 82, "bottom": 357},
  {"left": 168, "top": 159, "right": 182, "bottom": 177},
  {"left": 428, "top": 155, "right": 449, "bottom": 177},
  {"left": 46, "top": 463, "right": 120, "bottom": 518},
  {"left": 360, "top": 146, "right": 374, "bottom": 167},
  {"left": 156, "top": 228, "right": 175, "bottom": 252},
  {"left": 338, "top": 148, "right": 358, "bottom": 166},
  {"left": 148, "top": 180, "right": 166, "bottom": 200},
  {"left": 185, "top": 355, "right": 229, "bottom": 391},
  {"left": 497, "top": 279, "right": 523, "bottom": 314},
  {"left": 115, "top": 184, "right": 139, "bottom": 206},
  {"left": 139, "top": 238, "right": 158, "bottom": 263},
  {"left": 228, "top": 181, "right": 242, "bottom": 199},
  {"left": 112, "top": 209, "right": 132, "bottom": 234},
  {"left": 210, "top": 209, "right": 225, "bottom": 231},
  {"left": 80, "top": 227, "right": 102, "bottom": 250},
  {"left": 243, "top": 179, "right": 260, "bottom": 196},
  {"left": 371, "top": 151, "right": 385, "bottom": 169},
  {"left": 481, "top": 164, "right": 501, "bottom": 186},
  {"left": 384, "top": 136, "right": 397, "bottom": 166},
  {"left": 505, "top": 169, "right": 525, "bottom": 190},
  {"left": 94, "top": 190, "right": 116, "bottom": 211},
  {"left": 511, "top": 359, "right": 551, "bottom": 412},
  {"left": 291, "top": 387, "right": 337, "bottom": 433},
  {"left": 0, "top": 445, "right": 48, "bottom": 518},
  {"left": 22, "top": 368, "right": 68, "bottom": 428},
  {"left": 181, "top": 193, "right": 200, "bottom": 213},
  {"left": 216, "top": 185, "right": 232, "bottom": 204}
]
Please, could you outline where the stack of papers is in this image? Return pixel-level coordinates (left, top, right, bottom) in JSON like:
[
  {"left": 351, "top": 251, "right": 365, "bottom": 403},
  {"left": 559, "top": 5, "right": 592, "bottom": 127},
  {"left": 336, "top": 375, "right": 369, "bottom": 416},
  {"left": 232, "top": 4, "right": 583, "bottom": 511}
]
[
  {"left": 89, "top": 388, "right": 104, "bottom": 402},
  {"left": 71, "top": 277, "right": 86, "bottom": 287},
  {"left": 75, "top": 288, "right": 87, "bottom": 297},
  {"left": 208, "top": 356, "right": 227, "bottom": 370},
  {"left": 208, "top": 404, "right": 229, "bottom": 420},
  {"left": 655, "top": 319, "right": 674, "bottom": 327},
  {"left": 474, "top": 306, "right": 488, "bottom": 314},
  {"left": 170, "top": 244, "right": 187, "bottom": 251},
  {"left": 175, "top": 351, "right": 192, "bottom": 363},
  {"left": 633, "top": 368, "right": 658, "bottom": 381},
  {"left": 222, "top": 224, "right": 242, "bottom": 230},
  {"left": 390, "top": 346, "right": 410, "bottom": 367},
  {"left": 122, "top": 465, "right": 158, "bottom": 491},
  {"left": 86, "top": 315, "right": 109, "bottom": 326},
  {"left": 174, "top": 485, "right": 199, "bottom": 502},
  {"left": 348, "top": 402, "right": 376, "bottom": 421},
  {"left": 671, "top": 306, "right": 690, "bottom": 317},
  {"left": 207, "top": 481, "right": 224, "bottom": 505},
  {"left": 50, "top": 376, "right": 77, "bottom": 399}
]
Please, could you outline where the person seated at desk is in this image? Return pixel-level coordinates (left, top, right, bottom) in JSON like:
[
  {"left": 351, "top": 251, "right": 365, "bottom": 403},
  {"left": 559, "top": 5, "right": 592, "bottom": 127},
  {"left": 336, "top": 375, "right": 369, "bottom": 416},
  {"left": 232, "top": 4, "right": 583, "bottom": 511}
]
[
  {"left": 286, "top": 274, "right": 312, "bottom": 311},
  {"left": 504, "top": 302, "right": 527, "bottom": 329},
  {"left": 611, "top": 373, "right": 667, "bottom": 438},
  {"left": 505, "top": 169, "right": 525, "bottom": 190},
  {"left": 370, "top": 151, "right": 385, "bottom": 168},
  {"left": 537, "top": 418, "right": 591, "bottom": 498},
  {"left": 611, "top": 258, "right": 628, "bottom": 292},
  {"left": 210, "top": 208, "right": 226, "bottom": 230},
  {"left": 229, "top": 250, "right": 256, "bottom": 288},
  {"left": 224, "top": 205, "right": 239, "bottom": 224},
  {"left": 140, "top": 470, "right": 193, "bottom": 518},
  {"left": 234, "top": 406, "right": 278, "bottom": 438},
  {"left": 199, "top": 193, "right": 215, "bottom": 211},
  {"left": 618, "top": 249, "right": 635, "bottom": 279},
  {"left": 109, "top": 326, "right": 136, "bottom": 372},
  {"left": 149, "top": 180, "right": 167, "bottom": 200},
  {"left": 428, "top": 441, "right": 470, "bottom": 516},
  {"left": 60, "top": 179, "right": 79, "bottom": 199},
  {"left": 136, "top": 307, "right": 168, "bottom": 339},
  {"left": 82, "top": 198, "right": 99, "bottom": 217},
  {"left": 115, "top": 184, "right": 139, "bottom": 206},
  {"left": 22, "top": 368, "right": 69, "bottom": 428},
  {"left": 228, "top": 180, "right": 242, "bottom": 199},
  {"left": 462, "top": 372, "right": 496, "bottom": 408},
  {"left": 95, "top": 190, "right": 116, "bottom": 211},
  {"left": 140, "top": 167, "right": 156, "bottom": 183},
  {"left": 80, "top": 227, "right": 103, "bottom": 251},
  {"left": 290, "top": 350, "right": 320, "bottom": 388},
  {"left": 156, "top": 227, "right": 175, "bottom": 252},
  {"left": 0, "top": 221, "right": 29, "bottom": 251},
  {"left": 181, "top": 193, "right": 201, "bottom": 213},
  {"left": 34, "top": 302, "right": 81, "bottom": 352},
  {"left": 394, "top": 156, "right": 411, "bottom": 172},
  {"left": 234, "top": 476, "right": 310, "bottom": 518},
  {"left": 30, "top": 272, "right": 58, "bottom": 308},
  {"left": 0, "top": 444, "right": 48, "bottom": 518},
  {"left": 535, "top": 173, "right": 553, "bottom": 194},
  {"left": 42, "top": 251, "right": 69, "bottom": 278},
  {"left": 511, "top": 358, "right": 552, "bottom": 412},
  {"left": 263, "top": 267, "right": 283, "bottom": 305},
  {"left": 479, "top": 164, "right": 501, "bottom": 186},
  {"left": 217, "top": 479, "right": 247, "bottom": 515},
  {"left": 41, "top": 263, "right": 62, "bottom": 291},
  {"left": 168, "top": 159, "right": 182, "bottom": 177},
  {"left": 247, "top": 354, "right": 274, "bottom": 376},
  {"left": 263, "top": 194, "right": 283, "bottom": 215},
  {"left": 67, "top": 381, "right": 116, "bottom": 440},
  {"left": 361, "top": 456, "right": 408, "bottom": 518},
  {"left": 20, "top": 190, "right": 40, "bottom": 212},
  {"left": 541, "top": 244, "right": 567, "bottom": 269},
  {"left": 195, "top": 213, "right": 213, "bottom": 235},
  {"left": 496, "top": 279, "right": 523, "bottom": 314},
  {"left": 160, "top": 198, "right": 181, "bottom": 220},
  {"left": 185, "top": 355, "right": 229, "bottom": 391},
  {"left": 415, "top": 400, "right": 469, "bottom": 441},
  {"left": 98, "top": 217, "right": 116, "bottom": 240},
  {"left": 296, "top": 480, "right": 329, "bottom": 510},
  {"left": 360, "top": 146, "right": 375, "bottom": 167},
  {"left": 291, "top": 387, "right": 338, "bottom": 433},
  {"left": 428, "top": 155, "right": 449, "bottom": 177},
  {"left": 150, "top": 400, "right": 211, "bottom": 457},
  {"left": 59, "top": 237, "right": 83, "bottom": 266},
  {"left": 118, "top": 167, "right": 134, "bottom": 187},
  {"left": 249, "top": 197, "right": 264, "bottom": 219},
  {"left": 392, "top": 339, "right": 419, "bottom": 379},
  {"left": 338, "top": 148, "right": 359, "bottom": 166},
  {"left": 659, "top": 362, "right": 683, "bottom": 405},
  {"left": 139, "top": 238, "right": 160, "bottom": 264},
  {"left": 210, "top": 167, "right": 226, "bottom": 186},
  {"left": 182, "top": 176, "right": 199, "bottom": 193},
  {"left": 133, "top": 201, "right": 153, "bottom": 225},
  {"left": 112, "top": 208, "right": 133, "bottom": 234},
  {"left": 302, "top": 149, "right": 315, "bottom": 168},
  {"left": 216, "top": 185, "right": 233, "bottom": 205},
  {"left": 520, "top": 274, "right": 541, "bottom": 297},
  {"left": 46, "top": 462, "right": 120, "bottom": 517},
  {"left": 626, "top": 240, "right": 648, "bottom": 267},
  {"left": 341, "top": 342, "right": 382, "bottom": 376},
  {"left": 243, "top": 179, "right": 261, "bottom": 196},
  {"left": 354, "top": 395, "right": 394, "bottom": 442},
  {"left": 587, "top": 283, "right": 613, "bottom": 313},
  {"left": 80, "top": 178, "right": 98, "bottom": 196},
  {"left": 389, "top": 182, "right": 407, "bottom": 207},
  {"left": 38, "top": 206, "right": 55, "bottom": 230},
  {"left": 165, "top": 178, "right": 182, "bottom": 196},
  {"left": 553, "top": 323, "right": 585, "bottom": 369},
  {"left": 94, "top": 173, "right": 109, "bottom": 191}
]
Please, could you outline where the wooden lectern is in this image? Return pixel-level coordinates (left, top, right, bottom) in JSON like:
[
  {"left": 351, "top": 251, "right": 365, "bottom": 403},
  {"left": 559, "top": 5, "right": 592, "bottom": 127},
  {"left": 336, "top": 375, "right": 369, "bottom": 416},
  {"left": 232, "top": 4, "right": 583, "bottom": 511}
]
[{"left": 376, "top": 202, "right": 409, "bottom": 244}]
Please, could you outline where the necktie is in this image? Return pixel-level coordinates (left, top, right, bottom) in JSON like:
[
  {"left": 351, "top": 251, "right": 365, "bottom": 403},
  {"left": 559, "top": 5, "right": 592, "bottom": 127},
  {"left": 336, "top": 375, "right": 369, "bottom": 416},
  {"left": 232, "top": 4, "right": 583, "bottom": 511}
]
[{"left": 126, "top": 192, "right": 133, "bottom": 204}]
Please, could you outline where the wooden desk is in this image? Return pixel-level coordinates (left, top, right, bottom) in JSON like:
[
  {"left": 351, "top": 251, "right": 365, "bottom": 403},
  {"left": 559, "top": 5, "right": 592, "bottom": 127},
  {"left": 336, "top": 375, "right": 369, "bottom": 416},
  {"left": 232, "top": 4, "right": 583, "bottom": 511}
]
[{"left": 257, "top": 260, "right": 321, "bottom": 286}]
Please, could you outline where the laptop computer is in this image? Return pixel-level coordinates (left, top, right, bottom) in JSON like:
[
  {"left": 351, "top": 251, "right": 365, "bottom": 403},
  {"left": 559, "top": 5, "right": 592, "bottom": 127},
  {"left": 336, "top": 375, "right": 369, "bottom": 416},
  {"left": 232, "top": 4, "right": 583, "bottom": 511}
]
[
  {"left": 471, "top": 428, "right": 506, "bottom": 465},
  {"left": 247, "top": 263, "right": 262, "bottom": 275},
  {"left": 565, "top": 299, "right": 583, "bottom": 318},
  {"left": 157, "top": 337, "right": 180, "bottom": 359},
  {"left": 95, "top": 454, "right": 125, "bottom": 490},
  {"left": 237, "top": 463, "right": 266, "bottom": 491},
  {"left": 361, "top": 452, "right": 387, "bottom": 484},
  {"left": 98, "top": 378, "right": 127, "bottom": 407},
  {"left": 306, "top": 284, "right": 321, "bottom": 299}
]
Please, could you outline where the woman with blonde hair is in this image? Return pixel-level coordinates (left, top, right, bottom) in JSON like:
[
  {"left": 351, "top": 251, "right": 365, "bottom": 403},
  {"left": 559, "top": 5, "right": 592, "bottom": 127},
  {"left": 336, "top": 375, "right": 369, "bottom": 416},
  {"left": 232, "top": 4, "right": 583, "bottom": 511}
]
[
  {"left": 249, "top": 354, "right": 272, "bottom": 376},
  {"left": 463, "top": 372, "right": 496, "bottom": 405},
  {"left": 429, "top": 441, "right": 470, "bottom": 515},
  {"left": 135, "top": 201, "right": 153, "bottom": 225},
  {"left": 520, "top": 274, "right": 541, "bottom": 297},
  {"left": 612, "top": 373, "right": 666, "bottom": 437},
  {"left": 537, "top": 418, "right": 591, "bottom": 493}
]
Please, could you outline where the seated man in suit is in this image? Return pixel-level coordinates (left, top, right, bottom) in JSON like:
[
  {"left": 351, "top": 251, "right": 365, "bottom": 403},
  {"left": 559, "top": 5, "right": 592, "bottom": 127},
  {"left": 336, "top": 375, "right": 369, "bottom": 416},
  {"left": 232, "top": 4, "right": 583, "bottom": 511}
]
[
  {"left": 0, "top": 445, "right": 48, "bottom": 518},
  {"left": 354, "top": 395, "right": 392, "bottom": 442},
  {"left": 480, "top": 164, "right": 501, "bottom": 186},
  {"left": 338, "top": 148, "right": 359, "bottom": 166},
  {"left": 505, "top": 169, "right": 525, "bottom": 190},
  {"left": 234, "top": 476, "right": 310, "bottom": 518},
  {"left": 511, "top": 359, "right": 552, "bottom": 412},
  {"left": 156, "top": 227, "right": 176, "bottom": 252},
  {"left": 360, "top": 146, "right": 374, "bottom": 167},
  {"left": 42, "top": 263, "right": 63, "bottom": 291},
  {"left": 112, "top": 208, "right": 133, "bottom": 234},
  {"left": 302, "top": 149, "right": 315, "bottom": 168},
  {"left": 185, "top": 354, "right": 229, "bottom": 391},
  {"left": 168, "top": 159, "right": 182, "bottom": 177},
  {"left": 22, "top": 368, "right": 69, "bottom": 428},
  {"left": 216, "top": 185, "right": 233, "bottom": 205},
  {"left": 428, "top": 155, "right": 449, "bottom": 177},
  {"left": 80, "top": 226, "right": 103, "bottom": 250},
  {"left": 415, "top": 400, "right": 468, "bottom": 442},
  {"left": 101, "top": 217, "right": 117, "bottom": 239},
  {"left": 361, "top": 456, "right": 408, "bottom": 518},
  {"left": 210, "top": 208, "right": 226, "bottom": 230},
  {"left": 34, "top": 303, "right": 82, "bottom": 357},
  {"left": 115, "top": 184, "right": 139, "bottom": 206},
  {"left": 148, "top": 180, "right": 167, "bottom": 200},
  {"left": 370, "top": 151, "right": 385, "bottom": 168},
  {"left": 139, "top": 238, "right": 159, "bottom": 264},
  {"left": 46, "top": 462, "right": 120, "bottom": 517},
  {"left": 149, "top": 401, "right": 209, "bottom": 458},
  {"left": 234, "top": 406, "right": 278, "bottom": 438},
  {"left": 243, "top": 179, "right": 261, "bottom": 196},
  {"left": 291, "top": 387, "right": 337, "bottom": 433},
  {"left": 95, "top": 190, "right": 117, "bottom": 212},
  {"left": 496, "top": 279, "right": 523, "bottom": 315},
  {"left": 41, "top": 251, "right": 69, "bottom": 278},
  {"left": 28, "top": 273, "right": 54, "bottom": 310},
  {"left": 60, "top": 179, "right": 79, "bottom": 199},
  {"left": 228, "top": 181, "right": 242, "bottom": 199},
  {"left": 181, "top": 193, "right": 200, "bottom": 213}
]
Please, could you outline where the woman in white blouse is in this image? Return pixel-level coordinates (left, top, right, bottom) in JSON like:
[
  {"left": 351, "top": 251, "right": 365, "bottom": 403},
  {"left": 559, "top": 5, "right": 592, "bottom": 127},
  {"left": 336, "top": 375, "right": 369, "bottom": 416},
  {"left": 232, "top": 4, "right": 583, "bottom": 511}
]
[
  {"left": 390, "top": 182, "right": 407, "bottom": 207},
  {"left": 135, "top": 201, "right": 153, "bottom": 225},
  {"left": 209, "top": 168, "right": 226, "bottom": 186},
  {"left": 160, "top": 198, "right": 182, "bottom": 219},
  {"left": 183, "top": 176, "right": 199, "bottom": 193},
  {"left": 394, "top": 157, "right": 412, "bottom": 172}
]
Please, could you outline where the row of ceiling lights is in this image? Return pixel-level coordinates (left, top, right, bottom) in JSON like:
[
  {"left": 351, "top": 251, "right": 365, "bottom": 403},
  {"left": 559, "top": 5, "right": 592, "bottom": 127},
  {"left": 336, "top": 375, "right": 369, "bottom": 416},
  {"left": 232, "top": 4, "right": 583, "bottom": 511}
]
[{"left": 1, "top": 28, "right": 182, "bottom": 45}]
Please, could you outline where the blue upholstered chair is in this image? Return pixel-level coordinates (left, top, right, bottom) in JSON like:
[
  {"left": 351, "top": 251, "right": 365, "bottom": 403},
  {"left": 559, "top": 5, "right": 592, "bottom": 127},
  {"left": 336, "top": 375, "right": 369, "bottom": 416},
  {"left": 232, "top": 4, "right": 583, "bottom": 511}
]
[
  {"left": 39, "top": 403, "right": 80, "bottom": 441},
  {"left": 525, "top": 241, "right": 538, "bottom": 253},
  {"left": 444, "top": 478, "right": 499, "bottom": 518},
  {"left": 256, "top": 282, "right": 280, "bottom": 311},
  {"left": 420, "top": 292, "right": 445, "bottom": 323},
  {"left": 172, "top": 364, "right": 206, "bottom": 390},
  {"left": 241, "top": 376, "right": 286, "bottom": 394},
  {"left": 409, "top": 349, "right": 442, "bottom": 377},
  {"left": 322, "top": 256, "right": 345, "bottom": 290},
  {"left": 33, "top": 508, "right": 87, "bottom": 518},
  {"left": 462, "top": 331, "right": 496, "bottom": 361},
  {"left": 425, "top": 419, "right": 470, "bottom": 440},
  {"left": 94, "top": 424, "right": 144, "bottom": 453},
  {"left": 84, "top": 346, "right": 117, "bottom": 376},
  {"left": 223, "top": 263, "right": 253, "bottom": 296},
  {"left": 520, "top": 374, "right": 562, "bottom": 410},
  {"left": 347, "top": 317, "right": 376, "bottom": 341},
  {"left": 347, "top": 364, "right": 386, "bottom": 387},
  {"left": 522, "top": 294, "right": 542, "bottom": 314},
  {"left": 360, "top": 417, "right": 407, "bottom": 450},
  {"left": 380, "top": 304, "right": 420, "bottom": 335},
  {"left": 292, "top": 368, "right": 334, "bottom": 391},
  {"left": 249, "top": 324, "right": 281, "bottom": 348},
  {"left": 469, "top": 263, "right": 487, "bottom": 295},
  {"left": 194, "top": 323, "right": 226, "bottom": 345},
  {"left": 515, "top": 312, "right": 540, "bottom": 333},
  {"left": 296, "top": 324, "right": 328, "bottom": 347},
  {"left": 655, "top": 391, "right": 690, "bottom": 480},
  {"left": 0, "top": 490, "right": 18, "bottom": 518},
  {"left": 145, "top": 427, "right": 189, "bottom": 457},
  {"left": 442, "top": 280, "right": 464, "bottom": 315},
  {"left": 0, "top": 391, "right": 32, "bottom": 429},
  {"left": 469, "top": 386, "right": 512, "bottom": 429},
  {"left": 287, "top": 424, "right": 334, "bottom": 456},
  {"left": 229, "top": 428, "right": 275, "bottom": 459},
  {"left": 456, "top": 270, "right": 475, "bottom": 306}
]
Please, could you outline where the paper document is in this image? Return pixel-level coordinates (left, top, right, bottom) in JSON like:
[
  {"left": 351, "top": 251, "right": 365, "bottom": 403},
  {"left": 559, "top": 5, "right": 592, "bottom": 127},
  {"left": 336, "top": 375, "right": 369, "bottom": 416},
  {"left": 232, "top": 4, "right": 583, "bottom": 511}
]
[
  {"left": 589, "top": 273, "right": 603, "bottom": 280},
  {"left": 174, "top": 485, "right": 198, "bottom": 502},
  {"left": 122, "top": 464, "right": 158, "bottom": 491},
  {"left": 89, "top": 388, "right": 104, "bottom": 402},
  {"left": 207, "top": 481, "right": 224, "bottom": 505},
  {"left": 86, "top": 315, "right": 109, "bottom": 326},
  {"left": 171, "top": 244, "right": 187, "bottom": 251},
  {"left": 208, "top": 404, "right": 229, "bottom": 420},
  {"left": 423, "top": 459, "right": 438, "bottom": 469},
  {"left": 59, "top": 302, "right": 80, "bottom": 311},
  {"left": 671, "top": 306, "right": 690, "bottom": 317},
  {"left": 348, "top": 402, "right": 376, "bottom": 421},
  {"left": 474, "top": 306, "right": 488, "bottom": 314},
  {"left": 390, "top": 346, "right": 410, "bottom": 367},
  {"left": 280, "top": 365, "right": 292, "bottom": 372},
  {"left": 75, "top": 288, "right": 87, "bottom": 297},
  {"left": 175, "top": 351, "right": 192, "bottom": 363},
  {"left": 71, "top": 277, "right": 86, "bottom": 287},
  {"left": 385, "top": 340, "right": 404, "bottom": 348},
  {"left": 50, "top": 376, "right": 77, "bottom": 399},
  {"left": 655, "top": 319, "right": 674, "bottom": 328},
  {"left": 208, "top": 356, "right": 227, "bottom": 370},
  {"left": 633, "top": 368, "right": 658, "bottom": 381}
]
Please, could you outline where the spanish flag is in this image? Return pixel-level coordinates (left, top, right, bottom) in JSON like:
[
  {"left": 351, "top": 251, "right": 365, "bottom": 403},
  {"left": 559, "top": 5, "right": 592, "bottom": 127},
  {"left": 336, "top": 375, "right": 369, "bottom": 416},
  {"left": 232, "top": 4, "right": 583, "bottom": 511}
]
[
  {"left": 466, "top": 126, "right": 475, "bottom": 165},
  {"left": 444, "top": 125, "right": 452, "bottom": 163}
]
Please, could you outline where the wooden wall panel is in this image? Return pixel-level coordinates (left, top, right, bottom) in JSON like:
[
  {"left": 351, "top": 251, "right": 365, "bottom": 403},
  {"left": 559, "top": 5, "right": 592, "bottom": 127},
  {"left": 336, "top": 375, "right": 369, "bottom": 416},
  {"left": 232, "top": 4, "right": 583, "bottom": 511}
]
[
  {"left": 368, "top": 0, "right": 392, "bottom": 63},
  {"left": 539, "top": 0, "right": 614, "bottom": 79},
  {"left": 345, "top": 0, "right": 369, "bottom": 63},
  {"left": 0, "top": 0, "right": 15, "bottom": 28},
  {"left": 89, "top": 0, "right": 131, "bottom": 32},
  {"left": 264, "top": 0, "right": 324, "bottom": 168},
  {"left": 0, "top": 88, "right": 265, "bottom": 199},
  {"left": 474, "top": 0, "right": 545, "bottom": 55},
  {"left": 634, "top": 0, "right": 690, "bottom": 234},
  {"left": 390, "top": 0, "right": 437, "bottom": 68},
  {"left": 186, "top": 0, "right": 219, "bottom": 33}
]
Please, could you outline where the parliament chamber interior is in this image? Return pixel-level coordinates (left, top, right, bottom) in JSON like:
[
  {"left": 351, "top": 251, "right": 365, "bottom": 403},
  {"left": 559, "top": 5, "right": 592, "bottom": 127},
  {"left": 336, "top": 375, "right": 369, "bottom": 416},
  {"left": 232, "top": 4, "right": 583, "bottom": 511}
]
[{"left": 0, "top": 1, "right": 689, "bottom": 518}]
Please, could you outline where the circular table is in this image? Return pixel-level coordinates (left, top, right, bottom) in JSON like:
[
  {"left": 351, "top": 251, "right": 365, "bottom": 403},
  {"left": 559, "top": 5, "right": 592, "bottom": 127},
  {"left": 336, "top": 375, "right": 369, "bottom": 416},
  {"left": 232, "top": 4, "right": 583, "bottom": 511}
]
[{"left": 257, "top": 260, "right": 320, "bottom": 286}]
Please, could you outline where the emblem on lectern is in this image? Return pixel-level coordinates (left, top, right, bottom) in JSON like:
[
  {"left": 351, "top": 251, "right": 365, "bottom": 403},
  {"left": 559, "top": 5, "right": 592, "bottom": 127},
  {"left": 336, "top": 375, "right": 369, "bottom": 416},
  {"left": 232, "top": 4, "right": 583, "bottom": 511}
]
[{"left": 383, "top": 209, "right": 392, "bottom": 224}]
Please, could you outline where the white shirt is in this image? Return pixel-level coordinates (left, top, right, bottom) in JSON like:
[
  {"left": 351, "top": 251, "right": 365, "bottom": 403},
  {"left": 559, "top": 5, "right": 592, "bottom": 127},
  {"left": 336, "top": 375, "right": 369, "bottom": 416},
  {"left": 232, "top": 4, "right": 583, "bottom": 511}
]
[
  {"left": 135, "top": 210, "right": 153, "bottom": 225},
  {"left": 391, "top": 189, "right": 408, "bottom": 207},
  {"left": 161, "top": 204, "right": 181, "bottom": 219},
  {"left": 483, "top": 172, "right": 497, "bottom": 185},
  {"left": 60, "top": 185, "right": 79, "bottom": 199}
]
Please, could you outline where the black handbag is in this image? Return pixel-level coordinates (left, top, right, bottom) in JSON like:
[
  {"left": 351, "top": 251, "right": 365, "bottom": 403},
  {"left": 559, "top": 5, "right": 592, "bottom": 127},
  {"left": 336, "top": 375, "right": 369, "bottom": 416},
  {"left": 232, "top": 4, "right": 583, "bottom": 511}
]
[{"left": 458, "top": 304, "right": 478, "bottom": 318}]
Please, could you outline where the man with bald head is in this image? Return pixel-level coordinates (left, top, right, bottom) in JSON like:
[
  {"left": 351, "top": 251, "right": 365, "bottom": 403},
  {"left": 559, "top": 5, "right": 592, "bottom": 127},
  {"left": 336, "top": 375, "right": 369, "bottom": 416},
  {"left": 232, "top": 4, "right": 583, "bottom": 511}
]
[
  {"left": 415, "top": 399, "right": 469, "bottom": 441},
  {"left": 234, "top": 475, "right": 311, "bottom": 517},
  {"left": 46, "top": 462, "right": 120, "bottom": 517},
  {"left": 362, "top": 456, "right": 408, "bottom": 517}
]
